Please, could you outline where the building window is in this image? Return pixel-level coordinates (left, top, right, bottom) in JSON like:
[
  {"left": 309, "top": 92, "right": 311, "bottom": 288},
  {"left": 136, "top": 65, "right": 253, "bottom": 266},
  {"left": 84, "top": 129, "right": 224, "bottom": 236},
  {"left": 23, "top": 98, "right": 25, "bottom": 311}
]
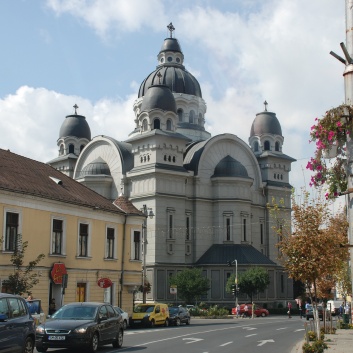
[
  {"left": 264, "top": 140, "right": 270, "bottom": 151},
  {"left": 5, "top": 212, "right": 18, "bottom": 251},
  {"left": 106, "top": 227, "right": 115, "bottom": 259},
  {"left": 189, "top": 110, "right": 195, "bottom": 124},
  {"left": 166, "top": 119, "right": 172, "bottom": 130},
  {"left": 280, "top": 274, "right": 284, "bottom": 293},
  {"left": 260, "top": 222, "right": 264, "bottom": 245},
  {"left": 243, "top": 218, "right": 247, "bottom": 241},
  {"left": 153, "top": 118, "right": 160, "bottom": 129},
  {"left": 133, "top": 231, "right": 141, "bottom": 260},
  {"left": 226, "top": 218, "right": 231, "bottom": 241},
  {"left": 142, "top": 119, "right": 148, "bottom": 131},
  {"left": 69, "top": 144, "right": 75, "bottom": 154},
  {"left": 275, "top": 141, "right": 280, "bottom": 151},
  {"left": 52, "top": 219, "right": 63, "bottom": 254},
  {"left": 177, "top": 109, "right": 183, "bottom": 122},
  {"left": 79, "top": 223, "right": 88, "bottom": 257},
  {"left": 186, "top": 216, "right": 190, "bottom": 240},
  {"left": 198, "top": 113, "right": 203, "bottom": 125},
  {"left": 80, "top": 145, "right": 85, "bottom": 153},
  {"left": 254, "top": 141, "right": 259, "bottom": 152},
  {"left": 168, "top": 214, "right": 173, "bottom": 239}
]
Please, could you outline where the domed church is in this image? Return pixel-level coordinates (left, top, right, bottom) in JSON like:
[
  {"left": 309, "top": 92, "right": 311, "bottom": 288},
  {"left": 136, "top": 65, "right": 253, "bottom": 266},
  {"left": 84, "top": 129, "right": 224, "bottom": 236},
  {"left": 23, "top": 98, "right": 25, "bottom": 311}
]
[{"left": 48, "top": 24, "right": 296, "bottom": 306}]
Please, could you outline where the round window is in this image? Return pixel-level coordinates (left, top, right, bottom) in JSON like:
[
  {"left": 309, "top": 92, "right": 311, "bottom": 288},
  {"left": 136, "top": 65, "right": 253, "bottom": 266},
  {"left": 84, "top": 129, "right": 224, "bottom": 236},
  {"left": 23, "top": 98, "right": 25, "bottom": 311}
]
[
  {"left": 161, "top": 58, "right": 164, "bottom": 63},
  {"left": 167, "top": 56, "right": 172, "bottom": 62},
  {"left": 176, "top": 57, "right": 180, "bottom": 63}
]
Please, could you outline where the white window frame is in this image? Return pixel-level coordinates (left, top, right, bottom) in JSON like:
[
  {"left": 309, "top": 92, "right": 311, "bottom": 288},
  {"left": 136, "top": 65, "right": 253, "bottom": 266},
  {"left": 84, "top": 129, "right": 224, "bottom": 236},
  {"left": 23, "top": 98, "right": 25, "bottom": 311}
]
[
  {"left": 77, "top": 221, "right": 91, "bottom": 258},
  {"left": 105, "top": 225, "right": 117, "bottom": 260},
  {"left": 50, "top": 216, "right": 66, "bottom": 256},
  {"left": 130, "top": 229, "right": 142, "bottom": 261},
  {"left": 223, "top": 212, "right": 233, "bottom": 242},
  {"left": 3, "top": 208, "right": 22, "bottom": 252}
]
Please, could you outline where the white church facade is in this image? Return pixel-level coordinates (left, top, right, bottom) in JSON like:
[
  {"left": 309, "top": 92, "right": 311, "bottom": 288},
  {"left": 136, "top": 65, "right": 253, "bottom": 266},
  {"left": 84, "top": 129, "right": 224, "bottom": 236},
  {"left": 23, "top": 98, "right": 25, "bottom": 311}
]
[{"left": 48, "top": 24, "right": 296, "bottom": 307}]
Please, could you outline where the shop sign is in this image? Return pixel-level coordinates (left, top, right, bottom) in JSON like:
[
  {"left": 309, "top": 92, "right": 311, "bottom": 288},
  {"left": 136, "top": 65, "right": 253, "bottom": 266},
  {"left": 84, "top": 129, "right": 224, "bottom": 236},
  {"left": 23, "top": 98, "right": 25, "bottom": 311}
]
[
  {"left": 50, "top": 263, "right": 67, "bottom": 284},
  {"left": 97, "top": 278, "right": 112, "bottom": 288}
]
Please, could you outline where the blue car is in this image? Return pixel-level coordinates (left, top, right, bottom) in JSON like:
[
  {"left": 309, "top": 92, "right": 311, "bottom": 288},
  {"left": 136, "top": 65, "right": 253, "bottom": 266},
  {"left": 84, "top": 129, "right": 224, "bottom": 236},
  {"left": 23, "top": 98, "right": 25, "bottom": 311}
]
[{"left": 0, "top": 293, "right": 36, "bottom": 353}]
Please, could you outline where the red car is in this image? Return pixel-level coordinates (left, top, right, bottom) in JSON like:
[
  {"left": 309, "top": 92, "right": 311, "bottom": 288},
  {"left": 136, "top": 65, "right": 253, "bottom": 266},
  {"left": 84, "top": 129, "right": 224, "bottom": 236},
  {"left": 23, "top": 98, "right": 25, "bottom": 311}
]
[{"left": 233, "top": 304, "right": 269, "bottom": 317}]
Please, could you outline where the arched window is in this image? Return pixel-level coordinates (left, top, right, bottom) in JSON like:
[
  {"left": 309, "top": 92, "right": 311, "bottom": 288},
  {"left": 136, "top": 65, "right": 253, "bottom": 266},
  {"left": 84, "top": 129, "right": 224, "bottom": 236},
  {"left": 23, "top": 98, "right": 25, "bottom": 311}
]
[
  {"left": 275, "top": 141, "right": 280, "bottom": 151},
  {"left": 199, "top": 113, "right": 203, "bottom": 125},
  {"left": 59, "top": 145, "right": 64, "bottom": 156},
  {"left": 142, "top": 119, "right": 148, "bottom": 132},
  {"left": 189, "top": 110, "right": 195, "bottom": 124},
  {"left": 166, "top": 119, "right": 172, "bottom": 131},
  {"left": 80, "top": 145, "right": 85, "bottom": 153},
  {"left": 153, "top": 118, "right": 160, "bottom": 129},
  {"left": 264, "top": 141, "right": 270, "bottom": 151},
  {"left": 177, "top": 109, "right": 183, "bottom": 122},
  {"left": 164, "top": 155, "right": 167, "bottom": 161},
  {"left": 69, "top": 144, "right": 74, "bottom": 154},
  {"left": 254, "top": 141, "right": 259, "bottom": 152},
  {"left": 172, "top": 156, "right": 176, "bottom": 162}
]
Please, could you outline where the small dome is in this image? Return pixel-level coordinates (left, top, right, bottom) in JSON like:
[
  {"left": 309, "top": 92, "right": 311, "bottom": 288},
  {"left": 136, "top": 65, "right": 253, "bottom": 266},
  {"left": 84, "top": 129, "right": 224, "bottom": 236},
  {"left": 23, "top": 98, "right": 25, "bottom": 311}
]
[
  {"left": 79, "top": 158, "right": 111, "bottom": 177},
  {"left": 59, "top": 114, "right": 91, "bottom": 140},
  {"left": 160, "top": 37, "right": 182, "bottom": 53},
  {"left": 140, "top": 84, "right": 177, "bottom": 113},
  {"left": 212, "top": 156, "right": 249, "bottom": 178},
  {"left": 250, "top": 111, "right": 282, "bottom": 137}
]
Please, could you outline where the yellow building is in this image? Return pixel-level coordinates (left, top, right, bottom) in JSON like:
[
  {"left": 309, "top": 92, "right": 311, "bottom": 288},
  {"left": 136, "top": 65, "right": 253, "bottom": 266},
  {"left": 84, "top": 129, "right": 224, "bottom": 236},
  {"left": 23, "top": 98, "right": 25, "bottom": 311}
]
[{"left": 0, "top": 149, "right": 145, "bottom": 315}]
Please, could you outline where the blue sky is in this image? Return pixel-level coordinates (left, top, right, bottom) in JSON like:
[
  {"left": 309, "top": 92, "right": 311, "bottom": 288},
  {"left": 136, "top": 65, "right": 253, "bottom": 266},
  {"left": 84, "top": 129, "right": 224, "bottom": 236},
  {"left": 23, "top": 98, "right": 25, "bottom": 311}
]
[{"left": 0, "top": 0, "right": 347, "bottom": 197}]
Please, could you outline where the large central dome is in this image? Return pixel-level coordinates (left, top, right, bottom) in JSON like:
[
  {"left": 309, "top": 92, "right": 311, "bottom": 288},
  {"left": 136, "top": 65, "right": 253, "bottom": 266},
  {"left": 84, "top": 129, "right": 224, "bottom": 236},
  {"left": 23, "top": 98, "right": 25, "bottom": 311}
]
[{"left": 138, "top": 37, "right": 202, "bottom": 98}]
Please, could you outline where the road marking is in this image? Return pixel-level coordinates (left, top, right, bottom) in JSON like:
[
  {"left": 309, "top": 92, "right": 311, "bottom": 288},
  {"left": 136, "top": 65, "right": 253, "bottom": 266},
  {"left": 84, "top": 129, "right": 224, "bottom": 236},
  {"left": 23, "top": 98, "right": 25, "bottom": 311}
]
[
  {"left": 183, "top": 337, "right": 204, "bottom": 344},
  {"left": 295, "top": 329, "right": 305, "bottom": 332},
  {"left": 220, "top": 342, "right": 233, "bottom": 346},
  {"left": 257, "top": 339, "right": 275, "bottom": 346},
  {"left": 243, "top": 326, "right": 257, "bottom": 330},
  {"left": 276, "top": 327, "right": 287, "bottom": 330},
  {"left": 245, "top": 334, "right": 257, "bottom": 337}
]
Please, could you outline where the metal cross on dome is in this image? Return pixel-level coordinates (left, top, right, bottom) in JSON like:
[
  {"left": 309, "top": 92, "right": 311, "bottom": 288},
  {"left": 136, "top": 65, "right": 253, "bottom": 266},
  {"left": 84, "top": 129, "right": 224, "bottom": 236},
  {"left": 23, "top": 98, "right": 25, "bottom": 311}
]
[
  {"left": 157, "top": 72, "right": 162, "bottom": 84},
  {"left": 264, "top": 100, "right": 268, "bottom": 112},
  {"left": 73, "top": 104, "right": 79, "bottom": 114},
  {"left": 167, "top": 22, "right": 175, "bottom": 38}
]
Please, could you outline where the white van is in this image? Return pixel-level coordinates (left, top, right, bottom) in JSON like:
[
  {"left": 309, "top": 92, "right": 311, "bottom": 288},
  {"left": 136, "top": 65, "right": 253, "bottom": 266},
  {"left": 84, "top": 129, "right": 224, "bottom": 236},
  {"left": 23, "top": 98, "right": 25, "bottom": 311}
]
[{"left": 327, "top": 300, "right": 343, "bottom": 315}]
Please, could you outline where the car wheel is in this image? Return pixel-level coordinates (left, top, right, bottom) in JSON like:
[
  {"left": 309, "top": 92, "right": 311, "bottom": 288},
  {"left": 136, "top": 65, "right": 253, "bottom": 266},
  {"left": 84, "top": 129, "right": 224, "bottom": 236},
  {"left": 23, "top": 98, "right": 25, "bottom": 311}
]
[
  {"left": 23, "top": 337, "right": 34, "bottom": 353},
  {"left": 175, "top": 318, "right": 181, "bottom": 326},
  {"left": 89, "top": 332, "right": 99, "bottom": 353},
  {"left": 261, "top": 312, "right": 266, "bottom": 317},
  {"left": 150, "top": 319, "right": 155, "bottom": 328},
  {"left": 36, "top": 346, "right": 47, "bottom": 353},
  {"left": 186, "top": 317, "right": 190, "bottom": 325},
  {"left": 123, "top": 319, "right": 127, "bottom": 330},
  {"left": 164, "top": 318, "right": 169, "bottom": 327},
  {"left": 112, "top": 328, "right": 124, "bottom": 348}
]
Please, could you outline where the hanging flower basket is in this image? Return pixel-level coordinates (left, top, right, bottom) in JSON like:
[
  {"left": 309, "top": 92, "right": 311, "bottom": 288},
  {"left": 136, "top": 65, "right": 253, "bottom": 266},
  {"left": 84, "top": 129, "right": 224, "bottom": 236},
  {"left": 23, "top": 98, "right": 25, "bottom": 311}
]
[
  {"left": 139, "top": 281, "right": 151, "bottom": 293},
  {"left": 307, "top": 104, "right": 353, "bottom": 199}
]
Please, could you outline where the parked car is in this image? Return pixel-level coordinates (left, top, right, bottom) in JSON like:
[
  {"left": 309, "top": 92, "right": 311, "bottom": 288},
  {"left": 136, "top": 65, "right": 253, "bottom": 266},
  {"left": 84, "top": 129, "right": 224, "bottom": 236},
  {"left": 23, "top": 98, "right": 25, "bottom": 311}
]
[
  {"left": 114, "top": 306, "right": 129, "bottom": 329},
  {"left": 129, "top": 303, "right": 169, "bottom": 327},
  {"left": 168, "top": 306, "right": 191, "bottom": 326},
  {"left": 26, "top": 298, "right": 45, "bottom": 325},
  {"left": 0, "top": 293, "right": 36, "bottom": 353},
  {"left": 238, "top": 304, "right": 269, "bottom": 317},
  {"left": 305, "top": 304, "right": 329, "bottom": 321},
  {"left": 35, "top": 302, "right": 124, "bottom": 353}
]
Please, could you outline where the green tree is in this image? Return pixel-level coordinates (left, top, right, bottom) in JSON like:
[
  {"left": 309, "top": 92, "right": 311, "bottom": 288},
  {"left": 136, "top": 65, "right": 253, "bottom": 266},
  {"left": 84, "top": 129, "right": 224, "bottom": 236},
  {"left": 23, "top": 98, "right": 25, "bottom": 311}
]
[
  {"left": 3, "top": 239, "right": 45, "bottom": 295},
  {"left": 236, "top": 267, "right": 270, "bottom": 303},
  {"left": 169, "top": 268, "right": 210, "bottom": 304}
]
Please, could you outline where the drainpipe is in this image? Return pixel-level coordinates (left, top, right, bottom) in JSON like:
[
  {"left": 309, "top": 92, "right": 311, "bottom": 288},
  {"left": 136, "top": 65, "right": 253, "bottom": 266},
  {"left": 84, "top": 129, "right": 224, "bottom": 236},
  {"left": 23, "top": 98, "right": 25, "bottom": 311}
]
[{"left": 119, "top": 214, "right": 127, "bottom": 307}]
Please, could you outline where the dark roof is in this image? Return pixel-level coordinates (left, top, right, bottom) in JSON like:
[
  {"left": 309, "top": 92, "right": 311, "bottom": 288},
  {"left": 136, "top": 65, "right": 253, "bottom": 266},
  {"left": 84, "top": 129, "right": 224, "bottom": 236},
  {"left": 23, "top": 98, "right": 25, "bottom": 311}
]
[
  {"left": 250, "top": 111, "right": 282, "bottom": 137},
  {"left": 79, "top": 157, "right": 111, "bottom": 177},
  {"left": 196, "top": 244, "right": 276, "bottom": 265},
  {"left": 159, "top": 37, "right": 182, "bottom": 53},
  {"left": 0, "top": 149, "right": 125, "bottom": 214},
  {"left": 212, "top": 155, "right": 250, "bottom": 178},
  {"left": 59, "top": 114, "right": 91, "bottom": 140},
  {"left": 140, "top": 84, "right": 177, "bottom": 113}
]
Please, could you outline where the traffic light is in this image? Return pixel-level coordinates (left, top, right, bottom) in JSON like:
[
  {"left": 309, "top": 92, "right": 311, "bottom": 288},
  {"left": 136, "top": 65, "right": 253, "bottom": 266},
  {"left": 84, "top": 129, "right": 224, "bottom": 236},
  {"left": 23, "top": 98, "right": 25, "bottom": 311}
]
[{"left": 231, "top": 284, "right": 236, "bottom": 296}]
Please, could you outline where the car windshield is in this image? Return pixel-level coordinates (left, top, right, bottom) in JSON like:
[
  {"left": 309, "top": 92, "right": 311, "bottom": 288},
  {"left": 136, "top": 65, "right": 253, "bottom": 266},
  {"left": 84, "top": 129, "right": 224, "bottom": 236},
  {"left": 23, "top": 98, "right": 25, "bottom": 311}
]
[
  {"left": 51, "top": 305, "right": 97, "bottom": 320},
  {"left": 134, "top": 305, "right": 155, "bottom": 313},
  {"left": 169, "top": 307, "right": 179, "bottom": 314}
]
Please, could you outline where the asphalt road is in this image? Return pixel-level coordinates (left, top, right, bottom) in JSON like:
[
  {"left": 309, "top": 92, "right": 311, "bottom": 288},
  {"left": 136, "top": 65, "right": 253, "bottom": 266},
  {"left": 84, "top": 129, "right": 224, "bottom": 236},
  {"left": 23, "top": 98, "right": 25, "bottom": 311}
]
[{"left": 35, "top": 315, "right": 307, "bottom": 353}]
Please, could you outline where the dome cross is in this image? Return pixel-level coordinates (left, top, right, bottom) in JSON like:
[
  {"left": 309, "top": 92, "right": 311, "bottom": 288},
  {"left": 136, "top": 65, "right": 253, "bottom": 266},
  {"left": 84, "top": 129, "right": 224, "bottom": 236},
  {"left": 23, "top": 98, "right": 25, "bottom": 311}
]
[
  {"left": 73, "top": 104, "right": 79, "bottom": 115},
  {"left": 264, "top": 100, "right": 268, "bottom": 112},
  {"left": 167, "top": 22, "right": 175, "bottom": 38}
]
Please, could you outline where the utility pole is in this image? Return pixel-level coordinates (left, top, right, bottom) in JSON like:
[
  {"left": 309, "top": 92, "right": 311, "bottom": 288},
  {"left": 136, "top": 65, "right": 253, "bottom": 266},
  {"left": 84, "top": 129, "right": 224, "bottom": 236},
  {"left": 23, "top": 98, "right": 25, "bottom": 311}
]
[{"left": 330, "top": 0, "right": 353, "bottom": 314}]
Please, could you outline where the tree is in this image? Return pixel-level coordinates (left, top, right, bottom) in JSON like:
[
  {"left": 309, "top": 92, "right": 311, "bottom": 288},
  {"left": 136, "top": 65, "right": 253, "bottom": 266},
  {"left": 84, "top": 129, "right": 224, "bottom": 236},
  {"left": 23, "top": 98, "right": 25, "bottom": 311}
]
[
  {"left": 2, "top": 239, "right": 45, "bottom": 296},
  {"left": 169, "top": 268, "right": 210, "bottom": 304},
  {"left": 236, "top": 267, "right": 270, "bottom": 303}
]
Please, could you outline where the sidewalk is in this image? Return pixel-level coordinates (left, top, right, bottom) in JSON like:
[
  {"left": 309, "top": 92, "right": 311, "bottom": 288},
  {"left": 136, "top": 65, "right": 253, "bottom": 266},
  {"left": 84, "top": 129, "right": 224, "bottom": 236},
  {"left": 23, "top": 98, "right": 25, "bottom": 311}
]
[{"left": 291, "top": 329, "right": 353, "bottom": 353}]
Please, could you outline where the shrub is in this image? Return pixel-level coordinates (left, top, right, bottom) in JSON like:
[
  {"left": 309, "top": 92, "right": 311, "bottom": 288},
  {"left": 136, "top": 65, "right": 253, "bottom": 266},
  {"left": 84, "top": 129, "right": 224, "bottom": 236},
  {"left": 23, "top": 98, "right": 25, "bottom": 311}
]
[{"left": 302, "top": 340, "right": 328, "bottom": 353}]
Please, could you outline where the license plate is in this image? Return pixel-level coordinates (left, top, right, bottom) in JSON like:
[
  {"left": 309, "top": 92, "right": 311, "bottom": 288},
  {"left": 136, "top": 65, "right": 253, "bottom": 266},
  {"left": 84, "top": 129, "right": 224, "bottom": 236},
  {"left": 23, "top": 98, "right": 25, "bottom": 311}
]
[{"left": 48, "top": 336, "right": 65, "bottom": 340}]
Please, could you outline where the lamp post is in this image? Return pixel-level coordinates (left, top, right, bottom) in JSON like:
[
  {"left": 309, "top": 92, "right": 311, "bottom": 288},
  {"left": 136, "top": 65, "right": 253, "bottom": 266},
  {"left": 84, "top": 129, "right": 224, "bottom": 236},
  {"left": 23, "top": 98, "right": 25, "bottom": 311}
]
[
  {"left": 142, "top": 205, "right": 154, "bottom": 304},
  {"left": 227, "top": 259, "right": 238, "bottom": 307}
]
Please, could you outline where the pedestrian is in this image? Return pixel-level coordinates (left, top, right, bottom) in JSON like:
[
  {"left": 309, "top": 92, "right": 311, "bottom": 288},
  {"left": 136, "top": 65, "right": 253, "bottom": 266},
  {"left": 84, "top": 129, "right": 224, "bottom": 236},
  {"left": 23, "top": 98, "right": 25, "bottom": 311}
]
[
  {"left": 26, "top": 295, "right": 33, "bottom": 301},
  {"left": 244, "top": 304, "right": 249, "bottom": 318},
  {"left": 49, "top": 298, "right": 56, "bottom": 315},
  {"left": 299, "top": 304, "right": 303, "bottom": 319},
  {"left": 344, "top": 303, "right": 350, "bottom": 315},
  {"left": 287, "top": 301, "right": 292, "bottom": 318},
  {"left": 339, "top": 303, "right": 344, "bottom": 318}
]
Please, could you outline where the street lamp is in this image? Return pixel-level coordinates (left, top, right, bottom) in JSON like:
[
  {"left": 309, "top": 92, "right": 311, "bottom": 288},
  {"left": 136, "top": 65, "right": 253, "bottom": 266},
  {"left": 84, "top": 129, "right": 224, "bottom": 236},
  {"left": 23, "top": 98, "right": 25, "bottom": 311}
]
[
  {"left": 142, "top": 205, "right": 154, "bottom": 304},
  {"left": 227, "top": 259, "right": 238, "bottom": 307}
]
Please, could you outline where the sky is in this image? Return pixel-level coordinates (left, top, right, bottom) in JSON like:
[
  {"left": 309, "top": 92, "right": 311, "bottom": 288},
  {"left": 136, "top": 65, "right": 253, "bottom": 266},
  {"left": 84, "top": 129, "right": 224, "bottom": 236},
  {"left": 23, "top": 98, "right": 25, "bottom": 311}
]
[{"left": 0, "top": 0, "right": 348, "bottom": 198}]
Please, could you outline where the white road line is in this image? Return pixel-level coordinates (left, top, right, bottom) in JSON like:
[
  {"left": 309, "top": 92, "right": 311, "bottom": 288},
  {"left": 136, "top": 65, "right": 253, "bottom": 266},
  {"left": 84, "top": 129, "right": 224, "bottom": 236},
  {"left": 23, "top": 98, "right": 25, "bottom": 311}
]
[
  {"left": 245, "top": 334, "right": 257, "bottom": 337},
  {"left": 276, "top": 327, "right": 287, "bottom": 330},
  {"left": 295, "top": 329, "right": 305, "bottom": 332},
  {"left": 220, "top": 342, "right": 233, "bottom": 346}
]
